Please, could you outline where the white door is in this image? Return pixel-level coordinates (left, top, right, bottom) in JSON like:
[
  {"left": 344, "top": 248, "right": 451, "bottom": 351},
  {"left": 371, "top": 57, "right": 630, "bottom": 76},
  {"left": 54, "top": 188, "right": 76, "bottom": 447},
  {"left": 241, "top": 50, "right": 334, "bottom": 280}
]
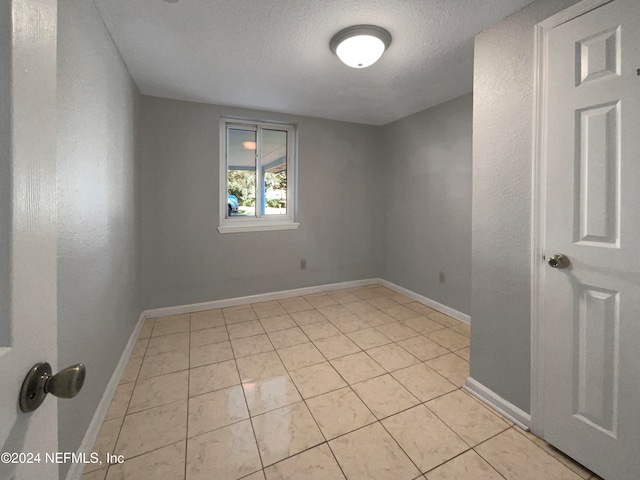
[
  {"left": 0, "top": 1, "right": 59, "bottom": 479},
  {"left": 542, "top": 0, "right": 640, "bottom": 479}
]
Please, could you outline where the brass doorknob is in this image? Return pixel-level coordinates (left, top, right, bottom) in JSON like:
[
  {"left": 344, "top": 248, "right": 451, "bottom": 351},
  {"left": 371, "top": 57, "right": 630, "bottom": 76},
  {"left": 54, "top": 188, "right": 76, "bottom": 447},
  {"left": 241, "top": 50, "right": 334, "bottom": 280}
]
[
  {"left": 548, "top": 254, "right": 570, "bottom": 269},
  {"left": 19, "top": 362, "right": 86, "bottom": 412}
]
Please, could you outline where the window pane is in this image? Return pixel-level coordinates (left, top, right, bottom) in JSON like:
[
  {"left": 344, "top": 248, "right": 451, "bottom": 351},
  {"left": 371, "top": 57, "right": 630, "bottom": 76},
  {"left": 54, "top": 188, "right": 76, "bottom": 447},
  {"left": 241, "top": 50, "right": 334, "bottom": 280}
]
[
  {"left": 261, "top": 129, "right": 287, "bottom": 216},
  {"left": 227, "top": 128, "right": 256, "bottom": 218}
]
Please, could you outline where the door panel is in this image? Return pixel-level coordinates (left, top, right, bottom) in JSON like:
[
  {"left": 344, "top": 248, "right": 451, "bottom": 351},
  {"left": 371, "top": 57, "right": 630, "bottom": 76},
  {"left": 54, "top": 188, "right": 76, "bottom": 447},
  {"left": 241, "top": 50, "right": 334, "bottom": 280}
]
[
  {"left": 573, "top": 283, "right": 618, "bottom": 436},
  {"left": 575, "top": 101, "right": 619, "bottom": 246},
  {"left": 543, "top": 0, "right": 640, "bottom": 478},
  {"left": 0, "top": 1, "right": 59, "bottom": 479}
]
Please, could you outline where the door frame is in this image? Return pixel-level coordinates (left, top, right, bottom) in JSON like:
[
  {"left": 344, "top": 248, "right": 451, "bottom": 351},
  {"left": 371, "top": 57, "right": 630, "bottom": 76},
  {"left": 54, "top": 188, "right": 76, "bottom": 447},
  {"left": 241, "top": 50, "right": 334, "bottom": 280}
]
[{"left": 530, "top": 0, "right": 615, "bottom": 436}]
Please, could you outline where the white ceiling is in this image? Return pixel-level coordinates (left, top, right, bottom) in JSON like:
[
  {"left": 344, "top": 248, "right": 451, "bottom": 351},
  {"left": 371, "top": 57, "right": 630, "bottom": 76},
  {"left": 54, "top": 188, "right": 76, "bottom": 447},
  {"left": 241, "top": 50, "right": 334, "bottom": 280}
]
[{"left": 93, "top": 0, "right": 535, "bottom": 126}]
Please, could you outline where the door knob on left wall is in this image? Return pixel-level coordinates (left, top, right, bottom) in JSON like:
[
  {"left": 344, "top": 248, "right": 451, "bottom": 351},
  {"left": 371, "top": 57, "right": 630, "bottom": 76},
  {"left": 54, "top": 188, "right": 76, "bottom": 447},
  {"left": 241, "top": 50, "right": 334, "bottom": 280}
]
[{"left": 19, "top": 362, "right": 86, "bottom": 412}]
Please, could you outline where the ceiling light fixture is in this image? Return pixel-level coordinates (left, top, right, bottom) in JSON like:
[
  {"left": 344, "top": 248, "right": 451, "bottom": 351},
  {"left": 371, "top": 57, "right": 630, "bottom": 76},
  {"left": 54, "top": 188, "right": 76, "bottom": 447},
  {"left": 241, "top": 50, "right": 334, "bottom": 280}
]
[{"left": 330, "top": 25, "right": 392, "bottom": 69}]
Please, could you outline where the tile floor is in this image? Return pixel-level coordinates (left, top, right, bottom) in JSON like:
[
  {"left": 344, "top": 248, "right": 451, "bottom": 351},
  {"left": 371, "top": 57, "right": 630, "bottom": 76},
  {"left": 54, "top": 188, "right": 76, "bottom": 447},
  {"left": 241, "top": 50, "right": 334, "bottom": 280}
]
[{"left": 82, "top": 285, "right": 602, "bottom": 480}]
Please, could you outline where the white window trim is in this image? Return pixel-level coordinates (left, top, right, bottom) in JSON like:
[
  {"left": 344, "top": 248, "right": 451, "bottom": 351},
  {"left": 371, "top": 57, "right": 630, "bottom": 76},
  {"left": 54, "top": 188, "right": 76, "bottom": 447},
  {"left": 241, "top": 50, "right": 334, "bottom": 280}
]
[{"left": 218, "top": 116, "right": 299, "bottom": 234}]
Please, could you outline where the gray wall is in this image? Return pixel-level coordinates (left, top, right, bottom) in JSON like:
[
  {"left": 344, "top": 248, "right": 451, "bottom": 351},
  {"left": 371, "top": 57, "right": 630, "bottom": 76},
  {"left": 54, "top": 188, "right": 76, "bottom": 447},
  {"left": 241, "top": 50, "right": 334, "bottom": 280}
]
[
  {"left": 0, "top": 0, "right": 10, "bottom": 347},
  {"left": 470, "top": 0, "right": 581, "bottom": 413},
  {"left": 381, "top": 94, "right": 472, "bottom": 315},
  {"left": 140, "top": 96, "right": 383, "bottom": 309},
  {"left": 56, "top": 0, "right": 142, "bottom": 475}
]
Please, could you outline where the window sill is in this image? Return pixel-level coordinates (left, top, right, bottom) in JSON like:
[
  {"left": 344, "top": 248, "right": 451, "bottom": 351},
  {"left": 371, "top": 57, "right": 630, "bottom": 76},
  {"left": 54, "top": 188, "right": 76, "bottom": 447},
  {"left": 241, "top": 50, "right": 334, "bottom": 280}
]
[{"left": 218, "top": 222, "right": 300, "bottom": 234}]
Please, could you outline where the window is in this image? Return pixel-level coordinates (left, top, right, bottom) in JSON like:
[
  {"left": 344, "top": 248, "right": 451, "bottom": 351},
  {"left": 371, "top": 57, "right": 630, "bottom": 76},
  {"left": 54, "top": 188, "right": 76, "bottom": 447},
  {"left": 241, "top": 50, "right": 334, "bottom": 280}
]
[{"left": 219, "top": 117, "right": 298, "bottom": 233}]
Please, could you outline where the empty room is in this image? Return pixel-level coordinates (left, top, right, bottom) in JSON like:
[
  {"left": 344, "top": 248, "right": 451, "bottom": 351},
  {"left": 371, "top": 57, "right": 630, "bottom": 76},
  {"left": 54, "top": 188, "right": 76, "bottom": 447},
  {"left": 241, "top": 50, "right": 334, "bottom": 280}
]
[{"left": 1, "top": 0, "right": 638, "bottom": 479}]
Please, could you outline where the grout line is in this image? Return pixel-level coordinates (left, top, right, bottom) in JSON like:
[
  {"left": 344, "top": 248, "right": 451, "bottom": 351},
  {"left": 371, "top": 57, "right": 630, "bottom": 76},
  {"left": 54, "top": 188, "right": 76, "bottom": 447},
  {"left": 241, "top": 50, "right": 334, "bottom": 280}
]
[
  {"left": 348, "top": 380, "right": 421, "bottom": 424},
  {"left": 473, "top": 425, "right": 519, "bottom": 450},
  {"left": 421, "top": 389, "right": 493, "bottom": 445},
  {"left": 325, "top": 441, "right": 351, "bottom": 480},
  {"left": 225, "top": 306, "right": 266, "bottom": 474},
  {"left": 185, "top": 416, "right": 258, "bottom": 441},
  {"left": 237, "top": 469, "right": 265, "bottom": 479},
  {"left": 421, "top": 448, "right": 494, "bottom": 478},
  {"left": 471, "top": 429, "right": 512, "bottom": 480},
  {"left": 374, "top": 417, "right": 429, "bottom": 476}
]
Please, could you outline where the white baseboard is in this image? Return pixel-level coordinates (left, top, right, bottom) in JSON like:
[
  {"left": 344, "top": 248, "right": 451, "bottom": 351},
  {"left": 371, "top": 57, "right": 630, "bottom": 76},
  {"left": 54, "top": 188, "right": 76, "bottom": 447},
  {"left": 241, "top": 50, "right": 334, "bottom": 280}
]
[
  {"left": 144, "top": 278, "right": 471, "bottom": 323},
  {"left": 67, "top": 311, "right": 147, "bottom": 480},
  {"left": 378, "top": 279, "right": 471, "bottom": 324},
  {"left": 464, "top": 377, "right": 531, "bottom": 430},
  {"left": 144, "top": 278, "right": 379, "bottom": 318}
]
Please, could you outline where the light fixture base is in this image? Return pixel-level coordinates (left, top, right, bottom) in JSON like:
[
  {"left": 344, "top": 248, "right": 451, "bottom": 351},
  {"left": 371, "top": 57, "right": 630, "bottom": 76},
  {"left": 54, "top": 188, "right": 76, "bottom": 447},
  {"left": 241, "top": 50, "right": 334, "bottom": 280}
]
[{"left": 330, "top": 25, "right": 392, "bottom": 68}]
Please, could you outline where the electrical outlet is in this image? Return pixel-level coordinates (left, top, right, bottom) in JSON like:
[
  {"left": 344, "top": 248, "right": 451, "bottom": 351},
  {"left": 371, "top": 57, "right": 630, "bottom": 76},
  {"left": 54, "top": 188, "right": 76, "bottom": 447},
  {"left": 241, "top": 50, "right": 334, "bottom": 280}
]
[
  {"left": 439, "top": 271, "right": 445, "bottom": 283},
  {"left": 300, "top": 259, "right": 307, "bottom": 270}
]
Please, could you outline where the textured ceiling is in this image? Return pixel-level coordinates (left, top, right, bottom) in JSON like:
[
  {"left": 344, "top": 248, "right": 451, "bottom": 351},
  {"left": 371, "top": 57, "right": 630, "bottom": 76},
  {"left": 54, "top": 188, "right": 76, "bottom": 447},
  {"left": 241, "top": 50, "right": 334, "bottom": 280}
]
[{"left": 93, "top": 0, "right": 535, "bottom": 125}]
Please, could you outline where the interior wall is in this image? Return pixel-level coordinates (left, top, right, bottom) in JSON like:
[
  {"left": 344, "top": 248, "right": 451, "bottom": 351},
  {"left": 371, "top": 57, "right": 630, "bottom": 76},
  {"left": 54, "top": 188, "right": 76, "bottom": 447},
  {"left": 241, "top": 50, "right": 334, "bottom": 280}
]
[
  {"left": 139, "top": 96, "right": 384, "bottom": 309},
  {"left": 0, "top": 0, "right": 10, "bottom": 347},
  {"left": 380, "top": 94, "right": 473, "bottom": 315},
  {"left": 471, "top": 0, "right": 582, "bottom": 413},
  {"left": 56, "top": 0, "right": 142, "bottom": 476}
]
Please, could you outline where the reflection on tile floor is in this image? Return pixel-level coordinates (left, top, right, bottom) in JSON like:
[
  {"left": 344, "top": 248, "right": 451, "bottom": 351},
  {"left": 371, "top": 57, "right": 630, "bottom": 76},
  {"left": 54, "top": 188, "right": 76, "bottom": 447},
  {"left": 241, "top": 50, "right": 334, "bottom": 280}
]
[{"left": 83, "top": 285, "right": 602, "bottom": 480}]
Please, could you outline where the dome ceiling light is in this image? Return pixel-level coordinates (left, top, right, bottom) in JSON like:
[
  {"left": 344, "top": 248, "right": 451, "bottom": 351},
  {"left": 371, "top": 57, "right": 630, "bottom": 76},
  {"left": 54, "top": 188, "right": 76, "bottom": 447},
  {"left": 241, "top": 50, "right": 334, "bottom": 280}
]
[{"left": 330, "top": 25, "right": 392, "bottom": 69}]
